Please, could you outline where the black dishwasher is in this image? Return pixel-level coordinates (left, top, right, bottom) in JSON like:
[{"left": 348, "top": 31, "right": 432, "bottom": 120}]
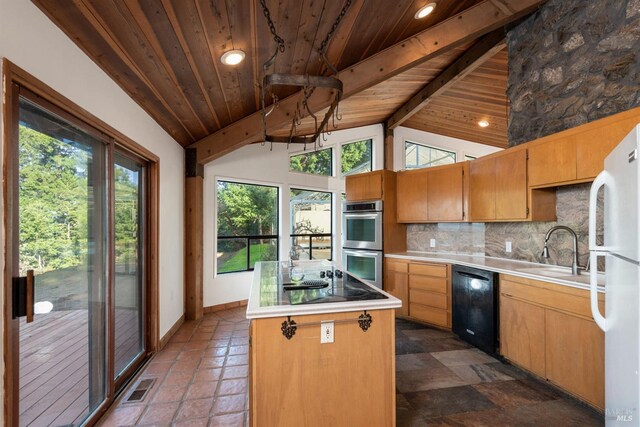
[{"left": 452, "top": 265, "right": 499, "bottom": 356}]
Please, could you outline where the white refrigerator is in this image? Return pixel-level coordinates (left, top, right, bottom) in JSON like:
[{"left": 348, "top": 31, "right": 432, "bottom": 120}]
[{"left": 590, "top": 124, "right": 640, "bottom": 426}]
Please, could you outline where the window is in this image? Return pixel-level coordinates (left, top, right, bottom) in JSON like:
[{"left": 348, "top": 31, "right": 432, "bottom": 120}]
[
  {"left": 290, "top": 189, "right": 332, "bottom": 260},
  {"left": 290, "top": 147, "right": 332, "bottom": 176},
  {"left": 341, "top": 139, "right": 372, "bottom": 176},
  {"left": 465, "top": 155, "right": 477, "bottom": 161},
  {"left": 405, "top": 141, "right": 456, "bottom": 169},
  {"left": 216, "top": 181, "right": 279, "bottom": 273}
]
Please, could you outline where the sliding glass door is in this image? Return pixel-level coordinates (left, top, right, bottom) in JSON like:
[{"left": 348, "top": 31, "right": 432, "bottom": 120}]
[
  {"left": 114, "top": 153, "right": 146, "bottom": 382},
  {"left": 8, "top": 86, "right": 151, "bottom": 426}
]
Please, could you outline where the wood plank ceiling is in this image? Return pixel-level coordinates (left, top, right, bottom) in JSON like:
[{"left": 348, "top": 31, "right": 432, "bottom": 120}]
[{"left": 32, "top": 0, "right": 514, "bottom": 154}]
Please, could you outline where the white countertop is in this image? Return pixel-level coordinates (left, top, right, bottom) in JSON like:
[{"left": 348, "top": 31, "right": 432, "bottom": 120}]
[
  {"left": 385, "top": 251, "right": 606, "bottom": 293},
  {"left": 246, "top": 260, "right": 401, "bottom": 319}
]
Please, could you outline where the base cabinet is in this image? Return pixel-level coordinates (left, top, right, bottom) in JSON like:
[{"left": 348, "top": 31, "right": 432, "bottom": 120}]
[
  {"left": 499, "top": 274, "right": 604, "bottom": 410},
  {"left": 384, "top": 259, "right": 451, "bottom": 329},
  {"left": 545, "top": 309, "right": 605, "bottom": 409},
  {"left": 500, "top": 296, "right": 545, "bottom": 377},
  {"left": 384, "top": 259, "right": 409, "bottom": 317}
]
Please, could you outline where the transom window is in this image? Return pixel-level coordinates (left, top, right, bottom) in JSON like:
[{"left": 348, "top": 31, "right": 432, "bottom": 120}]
[
  {"left": 341, "top": 139, "right": 372, "bottom": 176},
  {"left": 216, "top": 181, "right": 279, "bottom": 273},
  {"left": 405, "top": 141, "right": 456, "bottom": 169},
  {"left": 289, "top": 147, "right": 332, "bottom": 176},
  {"left": 290, "top": 188, "right": 332, "bottom": 261}
]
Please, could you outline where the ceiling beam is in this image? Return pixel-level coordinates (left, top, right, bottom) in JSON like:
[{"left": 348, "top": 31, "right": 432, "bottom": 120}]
[
  {"left": 191, "top": 0, "right": 545, "bottom": 164},
  {"left": 386, "top": 30, "right": 506, "bottom": 130}
]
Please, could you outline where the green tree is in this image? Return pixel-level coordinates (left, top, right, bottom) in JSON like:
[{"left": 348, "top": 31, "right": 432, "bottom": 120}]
[
  {"left": 289, "top": 148, "right": 332, "bottom": 175},
  {"left": 341, "top": 139, "right": 372, "bottom": 174},
  {"left": 19, "top": 125, "right": 89, "bottom": 274},
  {"left": 217, "top": 182, "right": 278, "bottom": 237}
]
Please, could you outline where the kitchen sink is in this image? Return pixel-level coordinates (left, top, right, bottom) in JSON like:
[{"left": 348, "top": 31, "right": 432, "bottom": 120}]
[{"left": 515, "top": 266, "right": 579, "bottom": 278}]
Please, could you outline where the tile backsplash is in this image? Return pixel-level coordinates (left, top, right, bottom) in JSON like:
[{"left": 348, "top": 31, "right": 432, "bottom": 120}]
[{"left": 406, "top": 183, "right": 604, "bottom": 270}]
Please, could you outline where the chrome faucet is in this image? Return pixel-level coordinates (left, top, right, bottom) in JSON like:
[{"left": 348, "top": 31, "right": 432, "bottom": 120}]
[{"left": 541, "top": 225, "right": 581, "bottom": 275}]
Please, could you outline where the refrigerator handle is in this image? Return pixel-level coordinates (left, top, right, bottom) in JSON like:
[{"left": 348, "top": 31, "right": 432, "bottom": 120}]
[
  {"left": 589, "top": 251, "right": 607, "bottom": 332},
  {"left": 588, "top": 170, "right": 611, "bottom": 251}
]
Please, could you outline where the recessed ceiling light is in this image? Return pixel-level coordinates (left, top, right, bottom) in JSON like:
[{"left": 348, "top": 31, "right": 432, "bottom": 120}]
[
  {"left": 220, "top": 49, "right": 245, "bottom": 65},
  {"left": 478, "top": 120, "right": 490, "bottom": 128},
  {"left": 415, "top": 2, "right": 436, "bottom": 19}
]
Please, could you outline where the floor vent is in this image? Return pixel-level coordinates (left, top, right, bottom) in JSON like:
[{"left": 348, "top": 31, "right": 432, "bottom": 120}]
[{"left": 126, "top": 378, "right": 155, "bottom": 403}]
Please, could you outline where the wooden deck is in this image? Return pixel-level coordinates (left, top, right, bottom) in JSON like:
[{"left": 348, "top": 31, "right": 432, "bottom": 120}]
[{"left": 19, "top": 309, "right": 140, "bottom": 427}]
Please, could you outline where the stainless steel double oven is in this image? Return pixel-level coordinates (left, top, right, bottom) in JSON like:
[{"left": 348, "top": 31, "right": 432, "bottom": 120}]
[{"left": 341, "top": 200, "right": 383, "bottom": 288}]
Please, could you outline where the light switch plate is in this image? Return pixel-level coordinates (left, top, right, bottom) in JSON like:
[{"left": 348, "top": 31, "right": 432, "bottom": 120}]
[
  {"left": 430, "top": 238, "right": 436, "bottom": 248},
  {"left": 321, "top": 321, "right": 334, "bottom": 344},
  {"left": 506, "top": 241, "right": 512, "bottom": 253}
]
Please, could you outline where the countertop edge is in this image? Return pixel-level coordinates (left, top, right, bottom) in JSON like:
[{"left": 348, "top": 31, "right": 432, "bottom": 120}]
[
  {"left": 246, "top": 262, "right": 402, "bottom": 320},
  {"left": 385, "top": 252, "right": 606, "bottom": 293}
]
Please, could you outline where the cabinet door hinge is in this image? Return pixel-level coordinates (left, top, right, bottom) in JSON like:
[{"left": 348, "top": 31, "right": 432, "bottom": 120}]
[{"left": 526, "top": 207, "right": 530, "bottom": 215}]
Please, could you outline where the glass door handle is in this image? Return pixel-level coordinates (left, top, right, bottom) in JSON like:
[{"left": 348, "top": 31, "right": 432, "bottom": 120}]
[{"left": 12, "top": 269, "right": 34, "bottom": 323}]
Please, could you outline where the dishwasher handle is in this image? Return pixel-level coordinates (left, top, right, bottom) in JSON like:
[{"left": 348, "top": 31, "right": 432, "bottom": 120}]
[{"left": 455, "top": 271, "right": 490, "bottom": 282}]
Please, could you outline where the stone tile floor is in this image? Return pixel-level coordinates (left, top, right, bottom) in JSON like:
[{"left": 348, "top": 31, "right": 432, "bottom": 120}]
[{"left": 99, "top": 309, "right": 604, "bottom": 426}]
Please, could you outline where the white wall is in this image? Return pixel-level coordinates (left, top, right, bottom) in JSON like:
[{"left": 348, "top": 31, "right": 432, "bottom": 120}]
[
  {"left": 204, "top": 125, "right": 384, "bottom": 306},
  {"left": 0, "top": 2, "right": 186, "bottom": 414},
  {"left": 393, "top": 126, "right": 502, "bottom": 170}
]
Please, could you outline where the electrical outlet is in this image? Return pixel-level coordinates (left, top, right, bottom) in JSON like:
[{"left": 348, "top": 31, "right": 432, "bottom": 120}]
[
  {"left": 430, "top": 238, "right": 436, "bottom": 248},
  {"left": 506, "top": 241, "right": 512, "bottom": 253},
  {"left": 321, "top": 321, "right": 334, "bottom": 344}
]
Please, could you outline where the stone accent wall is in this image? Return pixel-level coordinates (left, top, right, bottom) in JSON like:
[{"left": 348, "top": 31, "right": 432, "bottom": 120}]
[{"left": 507, "top": 0, "right": 640, "bottom": 145}]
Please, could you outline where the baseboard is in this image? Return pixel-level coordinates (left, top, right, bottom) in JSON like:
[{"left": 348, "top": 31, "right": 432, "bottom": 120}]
[
  {"left": 159, "top": 314, "right": 185, "bottom": 349},
  {"left": 204, "top": 299, "right": 248, "bottom": 314}
]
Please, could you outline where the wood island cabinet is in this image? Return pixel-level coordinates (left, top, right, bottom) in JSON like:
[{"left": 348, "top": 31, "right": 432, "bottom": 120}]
[
  {"left": 396, "top": 162, "right": 467, "bottom": 223},
  {"left": 499, "top": 274, "right": 605, "bottom": 410}
]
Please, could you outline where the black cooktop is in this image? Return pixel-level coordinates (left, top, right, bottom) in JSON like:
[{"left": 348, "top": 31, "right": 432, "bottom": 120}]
[{"left": 283, "top": 268, "right": 388, "bottom": 305}]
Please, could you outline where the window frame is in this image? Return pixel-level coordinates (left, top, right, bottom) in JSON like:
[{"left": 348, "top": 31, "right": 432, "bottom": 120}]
[
  {"left": 403, "top": 140, "right": 457, "bottom": 169},
  {"left": 288, "top": 146, "right": 334, "bottom": 177},
  {"left": 289, "top": 187, "right": 334, "bottom": 261},
  {"left": 215, "top": 179, "right": 280, "bottom": 274},
  {"left": 340, "top": 138, "right": 373, "bottom": 177}
]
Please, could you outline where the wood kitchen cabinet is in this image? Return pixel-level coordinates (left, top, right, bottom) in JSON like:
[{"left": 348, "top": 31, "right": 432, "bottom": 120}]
[
  {"left": 469, "top": 149, "right": 528, "bottom": 221},
  {"left": 384, "top": 258, "right": 409, "bottom": 317},
  {"left": 499, "top": 274, "right": 605, "bottom": 410},
  {"left": 383, "top": 258, "right": 451, "bottom": 329},
  {"left": 408, "top": 262, "right": 451, "bottom": 328},
  {"left": 345, "top": 170, "right": 383, "bottom": 201},
  {"left": 545, "top": 309, "right": 604, "bottom": 409},
  {"left": 396, "top": 162, "right": 467, "bottom": 223},
  {"left": 500, "top": 295, "right": 545, "bottom": 377},
  {"left": 527, "top": 107, "right": 639, "bottom": 188},
  {"left": 396, "top": 167, "right": 429, "bottom": 222}
]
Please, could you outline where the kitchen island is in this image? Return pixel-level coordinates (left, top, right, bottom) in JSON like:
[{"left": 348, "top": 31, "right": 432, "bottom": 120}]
[{"left": 246, "top": 261, "right": 401, "bottom": 427}]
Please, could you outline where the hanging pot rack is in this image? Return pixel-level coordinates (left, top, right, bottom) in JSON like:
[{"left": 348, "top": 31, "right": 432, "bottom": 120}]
[{"left": 259, "top": 0, "right": 352, "bottom": 150}]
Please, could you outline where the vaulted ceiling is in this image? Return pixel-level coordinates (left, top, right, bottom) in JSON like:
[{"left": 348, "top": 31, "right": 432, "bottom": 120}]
[{"left": 32, "top": 0, "right": 545, "bottom": 163}]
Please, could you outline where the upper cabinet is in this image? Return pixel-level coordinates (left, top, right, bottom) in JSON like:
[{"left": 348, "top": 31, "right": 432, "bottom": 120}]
[
  {"left": 469, "top": 149, "right": 528, "bottom": 221},
  {"left": 528, "top": 108, "right": 640, "bottom": 188},
  {"left": 397, "top": 162, "right": 467, "bottom": 223},
  {"left": 345, "top": 171, "right": 384, "bottom": 201}
]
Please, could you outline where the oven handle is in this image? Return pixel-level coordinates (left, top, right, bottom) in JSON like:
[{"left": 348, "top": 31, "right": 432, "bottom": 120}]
[
  {"left": 343, "top": 213, "right": 381, "bottom": 220},
  {"left": 343, "top": 249, "right": 381, "bottom": 258}
]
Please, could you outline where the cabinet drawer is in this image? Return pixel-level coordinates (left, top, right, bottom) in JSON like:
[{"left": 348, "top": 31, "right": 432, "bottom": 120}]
[
  {"left": 409, "top": 263, "right": 447, "bottom": 278},
  {"left": 410, "top": 304, "right": 449, "bottom": 328},
  {"left": 386, "top": 260, "right": 408, "bottom": 273},
  {"left": 409, "top": 275, "right": 448, "bottom": 294},
  {"left": 410, "top": 289, "right": 448, "bottom": 310}
]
